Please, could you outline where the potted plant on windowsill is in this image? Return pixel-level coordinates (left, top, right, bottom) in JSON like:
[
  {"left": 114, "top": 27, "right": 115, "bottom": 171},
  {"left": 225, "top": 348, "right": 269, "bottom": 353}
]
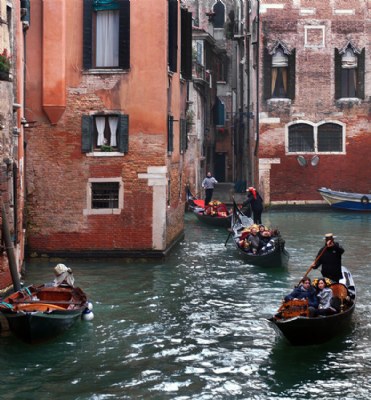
[
  {"left": 100, "top": 144, "right": 114, "bottom": 152},
  {"left": 0, "top": 49, "right": 11, "bottom": 81}
]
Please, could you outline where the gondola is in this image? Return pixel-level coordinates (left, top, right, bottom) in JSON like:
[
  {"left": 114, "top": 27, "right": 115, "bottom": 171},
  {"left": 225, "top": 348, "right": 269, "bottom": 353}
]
[
  {"left": 0, "top": 284, "right": 92, "bottom": 343},
  {"left": 268, "top": 266, "right": 356, "bottom": 345},
  {"left": 193, "top": 209, "right": 232, "bottom": 228},
  {"left": 229, "top": 202, "right": 289, "bottom": 268},
  {"left": 185, "top": 186, "right": 204, "bottom": 211},
  {"left": 318, "top": 187, "right": 371, "bottom": 212}
]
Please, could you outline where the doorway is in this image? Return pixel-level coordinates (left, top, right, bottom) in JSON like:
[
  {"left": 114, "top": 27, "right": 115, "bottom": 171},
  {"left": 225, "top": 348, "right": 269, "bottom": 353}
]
[{"left": 214, "top": 153, "right": 226, "bottom": 182}]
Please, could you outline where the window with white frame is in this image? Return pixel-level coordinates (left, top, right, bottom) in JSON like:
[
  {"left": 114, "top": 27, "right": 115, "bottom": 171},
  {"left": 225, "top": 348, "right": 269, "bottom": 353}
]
[
  {"left": 287, "top": 122, "right": 344, "bottom": 153},
  {"left": 84, "top": 178, "right": 123, "bottom": 215}
]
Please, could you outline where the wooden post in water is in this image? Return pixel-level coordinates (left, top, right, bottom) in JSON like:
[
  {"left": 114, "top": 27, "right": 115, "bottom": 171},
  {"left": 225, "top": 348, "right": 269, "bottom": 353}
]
[{"left": 2, "top": 204, "right": 21, "bottom": 292}]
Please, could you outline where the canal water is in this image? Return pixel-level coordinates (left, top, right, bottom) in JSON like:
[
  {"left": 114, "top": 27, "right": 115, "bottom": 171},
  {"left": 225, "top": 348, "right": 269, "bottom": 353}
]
[{"left": 1, "top": 209, "right": 371, "bottom": 399}]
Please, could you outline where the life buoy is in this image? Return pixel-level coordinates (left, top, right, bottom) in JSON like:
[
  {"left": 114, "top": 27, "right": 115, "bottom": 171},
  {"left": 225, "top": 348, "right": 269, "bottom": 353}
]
[{"left": 361, "top": 195, "right": 369, "bottom": 204}]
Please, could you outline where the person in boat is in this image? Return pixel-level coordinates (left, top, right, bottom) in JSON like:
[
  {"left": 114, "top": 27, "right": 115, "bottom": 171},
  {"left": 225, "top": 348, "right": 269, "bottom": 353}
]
[
  {"left": 284, "top": 277, "right": 319, "bottom": 313},
  {"left": 259, "top": 229, "right": 275, "bottom": 254},
  {"left": 241, "top": 187, "right": 264, "bottom": 224},
  {"left": 53, "top": 264, "right": 75, "bottom": 287},
  {"left": 313, "top": 278, "right": 337, "bottom": 316},
  {"left": 311, "top": 233, "right": 344, "bottom": 282},
  {"left": 202, "top": 172, "right": 218, "bottom": 207},
  {"left": 247, "top": 225, "right": 262, "bottom": 254}
]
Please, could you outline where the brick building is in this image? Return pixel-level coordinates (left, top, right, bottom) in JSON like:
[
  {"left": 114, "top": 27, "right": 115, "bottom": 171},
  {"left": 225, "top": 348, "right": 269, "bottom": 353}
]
[
  {"left": 24, "top": 0, "right": 192, "bottom": 258},
  {"left": 258, "top": 0, "right": 370, "bottom": 205},
  {"left": 0, "top": 0, "right": 28, "bottom": 292}
]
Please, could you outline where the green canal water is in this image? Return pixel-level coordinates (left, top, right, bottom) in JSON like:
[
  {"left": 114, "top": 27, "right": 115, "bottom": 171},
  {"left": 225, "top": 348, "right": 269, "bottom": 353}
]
[{"left": 1, "top": 209, "right": 371, "bottom": 399}]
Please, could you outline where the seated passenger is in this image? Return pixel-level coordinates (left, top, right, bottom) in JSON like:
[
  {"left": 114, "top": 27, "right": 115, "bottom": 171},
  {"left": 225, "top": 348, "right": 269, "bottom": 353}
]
[
  {"left": 247, "top": 225, "right": 262, "bottom": 254},
  {"left": 313, "top": 278, "right": 337, "bottom": 316},
  {"left": 284, "top": 277, "right": 319, "bottom": 314},
  {"left": 216, "top": 203, "right": 229, "bottom": 217}
]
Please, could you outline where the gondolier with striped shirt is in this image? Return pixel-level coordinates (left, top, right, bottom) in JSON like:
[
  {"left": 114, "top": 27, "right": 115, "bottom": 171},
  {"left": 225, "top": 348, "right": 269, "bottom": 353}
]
[{"left": 202, "top": 172, "right": 218, "bottom": 207}]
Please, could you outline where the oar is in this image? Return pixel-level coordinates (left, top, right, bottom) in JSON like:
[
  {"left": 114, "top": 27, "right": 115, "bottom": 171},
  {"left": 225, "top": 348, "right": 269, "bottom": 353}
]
[{"left": 298, "top": 244, "right": 328, "bottom": 286}]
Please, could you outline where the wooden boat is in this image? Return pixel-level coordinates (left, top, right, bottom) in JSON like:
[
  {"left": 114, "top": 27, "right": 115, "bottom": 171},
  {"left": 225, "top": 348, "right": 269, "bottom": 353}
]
[
  {"left": 268, "top": 266, "right": 356, "bottom": 345},
  {"left": 230, "top": 204, "right": 289, "bottom": 268},
  {"left": 0, "top": 284, "right": 91, "bottom": 343},
  {"left": 193, "top": 208, "right": 232, "bottom": 228},
  {"left": 318, "top": 187, "right": 371, "bottom": 212}
]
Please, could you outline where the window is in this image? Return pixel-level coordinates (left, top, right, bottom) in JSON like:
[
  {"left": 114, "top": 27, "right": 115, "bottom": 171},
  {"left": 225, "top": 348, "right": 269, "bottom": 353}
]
[
  {"left": 335, "top": 45, "right": 365, "bottom": 99},
  {"left": 168, "top": 0, "right": 178, "bottom": 73},
  {"left": 92, "top": 182, "right": 119, "bottom": 208},
  {"left": 212, "top": 1, "right": 225, "bottom": 28},
  {"left": 318, "top": 123, "right": 342, "bottom": 152},
  {"left": 264, "top": 41, "right": 295, "bottom": 100},
  {"left": 81, "top": 114, "right": 129, "bottom": 153},
  {"left": 287, "top": 122, "right": 344, "bottom": 153},
  {"left": 181, "top": 7, "right": 192, "bottom": 80},
  {"left": 84, "top": 178, "right": 123, "bottom": 215},
  {"left": 83, "top": 0, "right": 130, "bottom": 70},
  {"left": 213, "top": 97, "right": 225, "bottom": 126}
]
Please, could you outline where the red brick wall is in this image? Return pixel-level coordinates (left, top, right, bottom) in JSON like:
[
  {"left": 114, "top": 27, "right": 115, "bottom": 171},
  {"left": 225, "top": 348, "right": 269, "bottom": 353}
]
[{"left": 259, "top": 0, "right": 370, "bottom": 203}]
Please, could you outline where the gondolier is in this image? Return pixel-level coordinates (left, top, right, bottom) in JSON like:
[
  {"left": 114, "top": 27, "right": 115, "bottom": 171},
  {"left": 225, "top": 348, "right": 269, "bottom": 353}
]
[
  {"left": 311, "top": 233, "right": 344, "bottom": 282},
  {"left": 202, "top": 172, "right": 218, "bottom": 207}
]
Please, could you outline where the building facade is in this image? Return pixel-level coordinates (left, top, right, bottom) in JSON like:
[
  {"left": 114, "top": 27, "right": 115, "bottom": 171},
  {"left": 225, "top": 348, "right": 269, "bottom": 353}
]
[
  {"left": 0, "top": 0, "right": 28, "bottom": 292},
  {"left": 258, "top": 0, "right": 370, "bottom": 205},
  {"left": 24, "top": 0, "right": 192, "bottom": 257}
]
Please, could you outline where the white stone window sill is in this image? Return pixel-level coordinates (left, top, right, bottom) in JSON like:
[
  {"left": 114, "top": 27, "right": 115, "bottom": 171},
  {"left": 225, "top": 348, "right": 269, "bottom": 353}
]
[{"left": 86, "top": 152, "right": 124, "bottom": 157}]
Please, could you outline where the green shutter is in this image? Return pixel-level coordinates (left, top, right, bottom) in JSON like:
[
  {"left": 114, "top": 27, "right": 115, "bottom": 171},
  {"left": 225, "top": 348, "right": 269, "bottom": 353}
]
[
  {"left": 83, "top": 0, "right": 93, "bottom": 70},
  {"left": 357, "top": 48, "right": 365, "bottom": 100},
  {"left": 168, "top": 0, "right": 178, "bottom": 73},
  {"left": 82, "top": 115, "right": 93, "bottom": 153},
  {"left": 334, "top": 48, "right": 342, "bottom": 100},
  {"left": 287, "top": 49, "right": 296, "bottom": 100},
  {"left": 119, "top": 0, "right": 130, "bottom": 70},
  {"left": 118, "top": 114, "right": 129, "bottom": 153},
  {"left": 180, "top": 118, "right": 187, "bottom": 153},
  {"left": 168, "top": 115, "right": 174, "bottom": 153}
]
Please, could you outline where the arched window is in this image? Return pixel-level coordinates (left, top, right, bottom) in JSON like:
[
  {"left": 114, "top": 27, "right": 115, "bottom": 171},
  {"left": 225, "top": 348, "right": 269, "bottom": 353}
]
[
  {"left": 318, "top": 123, "right": 343, "bottom": 152},
  {"left": 271, "top": 47, "right": 288, "bottom": 98},
  {"left": 212, "top": 1, "right": 225, "bottom": 28},
  {"left": 288, "top": 123, "right": 314, "bottom": 152}
]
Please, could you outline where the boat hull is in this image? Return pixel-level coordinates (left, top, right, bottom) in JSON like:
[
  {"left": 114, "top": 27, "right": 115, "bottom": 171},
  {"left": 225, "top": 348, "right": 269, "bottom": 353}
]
[
  {"left": 235, "top": 245, "right": 290, "bottom": 268},
  {"left": 194, "top": 211, "right": 231, "bottom": 228},
  {"left": 318, "top": 187, "right": 371, "bottom": 212},
  {"left": 2, "top": 308, "right": 83, "bottom": 343}
]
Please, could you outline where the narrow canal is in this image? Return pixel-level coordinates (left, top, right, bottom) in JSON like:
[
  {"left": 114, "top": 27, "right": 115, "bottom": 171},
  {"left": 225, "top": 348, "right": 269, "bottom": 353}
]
[{"left": 1, "top": 209, "right": 371, "bottom": 399}]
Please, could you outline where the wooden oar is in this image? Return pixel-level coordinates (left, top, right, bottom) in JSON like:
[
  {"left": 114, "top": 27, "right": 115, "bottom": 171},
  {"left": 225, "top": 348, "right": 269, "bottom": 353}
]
[{"left": 298, "top": 244, "right": 329, "bottom": 286}]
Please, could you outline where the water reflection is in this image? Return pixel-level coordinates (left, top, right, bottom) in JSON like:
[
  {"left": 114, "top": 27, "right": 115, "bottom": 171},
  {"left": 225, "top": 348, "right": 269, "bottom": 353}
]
[{"left": 0, "top": 210, "right": 371, "bottom": 399}]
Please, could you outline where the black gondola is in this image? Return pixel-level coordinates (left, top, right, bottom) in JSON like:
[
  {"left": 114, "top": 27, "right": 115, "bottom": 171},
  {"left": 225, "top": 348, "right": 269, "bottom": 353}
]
[
  {"left": 194, "top": 209, "right": 232, "bottom": 228},
  {"left": 268, "top": 266, "right": 356, "bottom": 345},
  {"left": 229, "top": 201, "right": 289, "bottom": 268}
]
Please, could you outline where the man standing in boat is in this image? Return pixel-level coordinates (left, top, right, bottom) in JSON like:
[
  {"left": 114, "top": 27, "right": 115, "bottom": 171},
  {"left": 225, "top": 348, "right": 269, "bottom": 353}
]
[
  {"left": 202, "top": 172, "right": 218, "bottom": 207},
  {"left": 311, "top": 233, "right": 344, "bottom": 282}
]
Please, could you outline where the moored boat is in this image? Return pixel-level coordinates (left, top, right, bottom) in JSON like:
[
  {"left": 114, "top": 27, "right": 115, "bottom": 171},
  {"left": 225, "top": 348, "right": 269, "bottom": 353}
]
[
  {"left": 268, "top": 266, "right": 356, "bottom": 345},
  {"left": 318, "top": 187, "right": 371, "bottom": 212},
  {"left": 0, "top": 284, "right": 91, "bottom": 343},
  {"left": 0, "top": 264, "right": 93, "bottom": 343},
  {"left": 230, "top": 204, "right": 289, "bottom": 268}
]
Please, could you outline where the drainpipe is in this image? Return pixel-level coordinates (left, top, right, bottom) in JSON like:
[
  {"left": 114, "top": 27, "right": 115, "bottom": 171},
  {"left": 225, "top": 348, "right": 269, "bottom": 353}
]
[{"left": 254, "top": 0, "right": 260, "bottom": 158}]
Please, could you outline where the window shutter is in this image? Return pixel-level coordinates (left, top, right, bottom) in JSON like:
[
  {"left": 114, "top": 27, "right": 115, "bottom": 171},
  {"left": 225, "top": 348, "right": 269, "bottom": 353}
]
[
  {"left": 119, "top": 0, "right": 130, "bottom": 70},
  {"left": 287, "top": 49, "right": 296, "bottom": 100},
  {"left": 334, "top": 48, "right": 342, "bottom": 100},
  {"left": 263, "top": 47, "right": 272, "bottom": 100},
  {"left": 168, "top": 0, "right": 178, "bottom": 73},
  {"left": 181, "top": 8, "right": 192, "bottom": 80},
  {"left": 83, "top": 0, "right": 93, "bottom": 70},
  {"left": 357, "top": 48, "right": 365, "bottom": 100},
  {"left": 82, "top": 115, "right": 93, "bottom": 153},
  {"left": 118, "top": 114, "right": 129, "bottom": 153},
  {"left": 180, "top": 118, "right": 187, "bottom": 153},
  {"left": 168, "top": 115, "right": 174, "bottom": 153}
]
